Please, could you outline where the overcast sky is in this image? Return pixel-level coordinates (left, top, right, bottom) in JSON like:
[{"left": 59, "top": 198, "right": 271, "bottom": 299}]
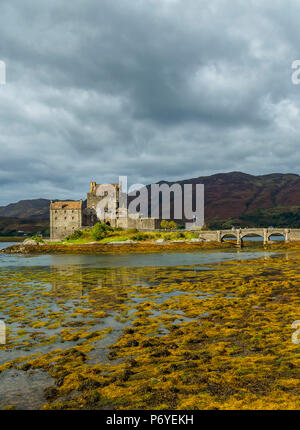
[{"left": 0, "top": 0, "right": 300, "bottom": 205}]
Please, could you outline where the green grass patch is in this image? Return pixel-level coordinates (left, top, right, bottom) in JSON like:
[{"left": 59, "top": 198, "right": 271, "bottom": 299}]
[{"left": 61, "top": 227, "right": 200, "bottom": 244}]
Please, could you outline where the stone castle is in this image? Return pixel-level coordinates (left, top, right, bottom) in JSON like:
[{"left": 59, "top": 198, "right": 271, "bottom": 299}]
[{"left": 50, "top": 181, "right": 160, "bottom": 239}]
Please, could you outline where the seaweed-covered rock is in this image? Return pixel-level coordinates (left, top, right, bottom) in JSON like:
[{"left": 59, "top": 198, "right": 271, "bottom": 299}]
[
  {"left": 44, "top": 386, "right": 59, "bottom": 401},
  {"left": 78, "top": 378, "right": 101, "bottom": 391}
]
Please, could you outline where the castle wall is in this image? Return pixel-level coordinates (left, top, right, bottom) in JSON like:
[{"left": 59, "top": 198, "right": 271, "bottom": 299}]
[
  {"left": 86, "top": 184, "right": 120, "bottom": 226},
  {"left": 86, "top": 192, "right": 101, "bottom": 211},
  {"left": 50, "top": 202, "right": 82, "bottom": 240},
  {"left": 87, "top": 184, "right": 120, "bottom": 210},
  {"left": 82, "top": 207, "right": 98, "bottom": 227},
  {"left": 136, "top": 218, "right": 161, "bottom": 230},
  {"left": 117, "top": 217, "right": 140, "bottom": 230},
  {"left": 116, "top": 217, "right": 160, "bottom": 230}
]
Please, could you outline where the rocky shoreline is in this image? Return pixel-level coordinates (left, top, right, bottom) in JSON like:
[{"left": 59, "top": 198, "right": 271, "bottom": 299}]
[{"left": 0, "top": 240, "right": 235, "bottom": 255}]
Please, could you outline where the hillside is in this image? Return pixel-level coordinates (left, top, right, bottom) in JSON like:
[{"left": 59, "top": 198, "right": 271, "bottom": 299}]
[
  {"left": 142, "top": 171, "right": 300, "bottom": 228},
  {"left": 0, "top": 198, "right": 50, "bottom": 219},
  {"left": 0, "top": 216, "right": 49, "bottom": 236},
  {"left": 172, "top": 172, "right": 300, "bottom": 228},
  {"left": 180, "top": 172, "right": 300, "bottom": 219},
  {"left": 2, "top": 172, "right": 300, "bottom": 234}
]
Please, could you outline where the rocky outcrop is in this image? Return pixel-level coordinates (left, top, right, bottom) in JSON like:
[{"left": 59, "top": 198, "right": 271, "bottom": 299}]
[
  {"left": 0, "top": 241, "right": 233, "bottom": 255},
  {"left": 23, "top": 239, "right": 40, "bottom": 246}
]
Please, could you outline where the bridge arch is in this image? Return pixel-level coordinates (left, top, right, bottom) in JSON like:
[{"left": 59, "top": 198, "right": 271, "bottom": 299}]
[
  {"left": 241, "top": 232, "right": 264, "bottom": 241},
  {"left": 220, "top": 232, "right": 238, "bottom": 242},
  {"left": 267, "top": 231, "right": 286, "bottom": 241}
]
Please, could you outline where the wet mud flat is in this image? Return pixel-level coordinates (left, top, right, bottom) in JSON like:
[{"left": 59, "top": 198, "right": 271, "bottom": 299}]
[{"left": 0, "top": 251, "right": 300, "bottom": 409}]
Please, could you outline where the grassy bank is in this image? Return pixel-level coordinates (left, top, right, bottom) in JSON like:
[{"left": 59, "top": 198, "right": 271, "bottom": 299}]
[{"left": 58, "top": 225, "right": 201, "bottom": 245}]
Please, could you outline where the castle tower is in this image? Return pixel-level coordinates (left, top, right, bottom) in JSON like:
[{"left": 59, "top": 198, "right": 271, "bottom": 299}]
[
  {"left": 86, "top": 181, "right": 120, "bottom": 227},
  {"left": 50, "top": 200, "right": 83, "bottom": 240}
]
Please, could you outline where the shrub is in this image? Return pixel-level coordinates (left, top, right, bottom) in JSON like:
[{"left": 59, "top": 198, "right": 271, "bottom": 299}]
[
  {"left": 90, "top": 223, "right": 114, "bottom": 241},
  {"left": 67, "top": 230, "right": 84, "bottom": 240},
  {"left": 127, "top": 228, "right": 138, "bottom": 234},
  {"left": 160, "top": 220, "right": 168, "bottom": 230},
  {"left": 132, "top": 233, "right": 148, "bottom": 241},
  {"left": 160, "top": 220, "right": 178, "bottom": 230}
]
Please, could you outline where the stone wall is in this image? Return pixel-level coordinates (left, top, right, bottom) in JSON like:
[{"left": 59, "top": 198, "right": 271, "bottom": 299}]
[
  {"left": 82, "top": 208, "right": 98, "bottom": 227},
  {"left": 86, "top": 192, "right": 101, "bottom": 212},
  {"left": 87, "top": 184, "right": 120, "bottom": 210},
  {"left": 198, "top": 231, "right": 219, "bottom": 242},
  {"left": 116, "top": 216, "right": 139, "bottom": 230},
  {"left": 116, "top": 217, "right": 160, "bottom": 230},
  {"left": 136, "top": 218, "right": 161, "bottom": 230},
  {"left": 50, "top": 202, "right": 82, "bottom": 240},
  {"left": 287, "top": 229, "right": 300, "bottom": 241}
]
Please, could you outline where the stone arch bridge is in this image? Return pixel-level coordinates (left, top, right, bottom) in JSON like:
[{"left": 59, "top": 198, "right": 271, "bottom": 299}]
[{"left": 198, "top": 228, "right": 300, "bottom": 246}]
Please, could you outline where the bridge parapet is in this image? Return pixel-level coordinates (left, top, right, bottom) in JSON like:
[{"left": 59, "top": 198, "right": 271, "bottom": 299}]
[{"left": 199, "top": 228, "right": 300, "bottom": 245}]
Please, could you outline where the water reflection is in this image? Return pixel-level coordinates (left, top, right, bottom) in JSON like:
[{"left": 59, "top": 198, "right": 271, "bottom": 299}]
[{"left": 0, "top": 242, "right": 282, "bottom": 269}]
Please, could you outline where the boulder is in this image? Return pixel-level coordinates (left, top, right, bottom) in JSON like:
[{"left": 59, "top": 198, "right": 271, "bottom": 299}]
[
  {"left": 107, "top": 240, "right": 135, "bottom": 245},
  {"left": 23, "top": 239, "right": 39, "bottom": 246},
  {"left": 155, "top": 239, "right": 166, "bottom": 243}
]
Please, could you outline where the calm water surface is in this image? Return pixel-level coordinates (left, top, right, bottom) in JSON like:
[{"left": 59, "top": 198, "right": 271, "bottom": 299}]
[{"left": 0, "top": 242, "right": 281, "bottom": 269}]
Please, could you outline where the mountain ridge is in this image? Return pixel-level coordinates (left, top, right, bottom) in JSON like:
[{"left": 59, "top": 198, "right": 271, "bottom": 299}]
[{"left": 2, "top": 171, "right": 300, "bottom": 232}]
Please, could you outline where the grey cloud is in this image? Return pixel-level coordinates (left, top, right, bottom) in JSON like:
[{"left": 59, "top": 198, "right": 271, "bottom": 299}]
[{"left": 0, "top": 0, "right": 300, "bottom": 204}]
